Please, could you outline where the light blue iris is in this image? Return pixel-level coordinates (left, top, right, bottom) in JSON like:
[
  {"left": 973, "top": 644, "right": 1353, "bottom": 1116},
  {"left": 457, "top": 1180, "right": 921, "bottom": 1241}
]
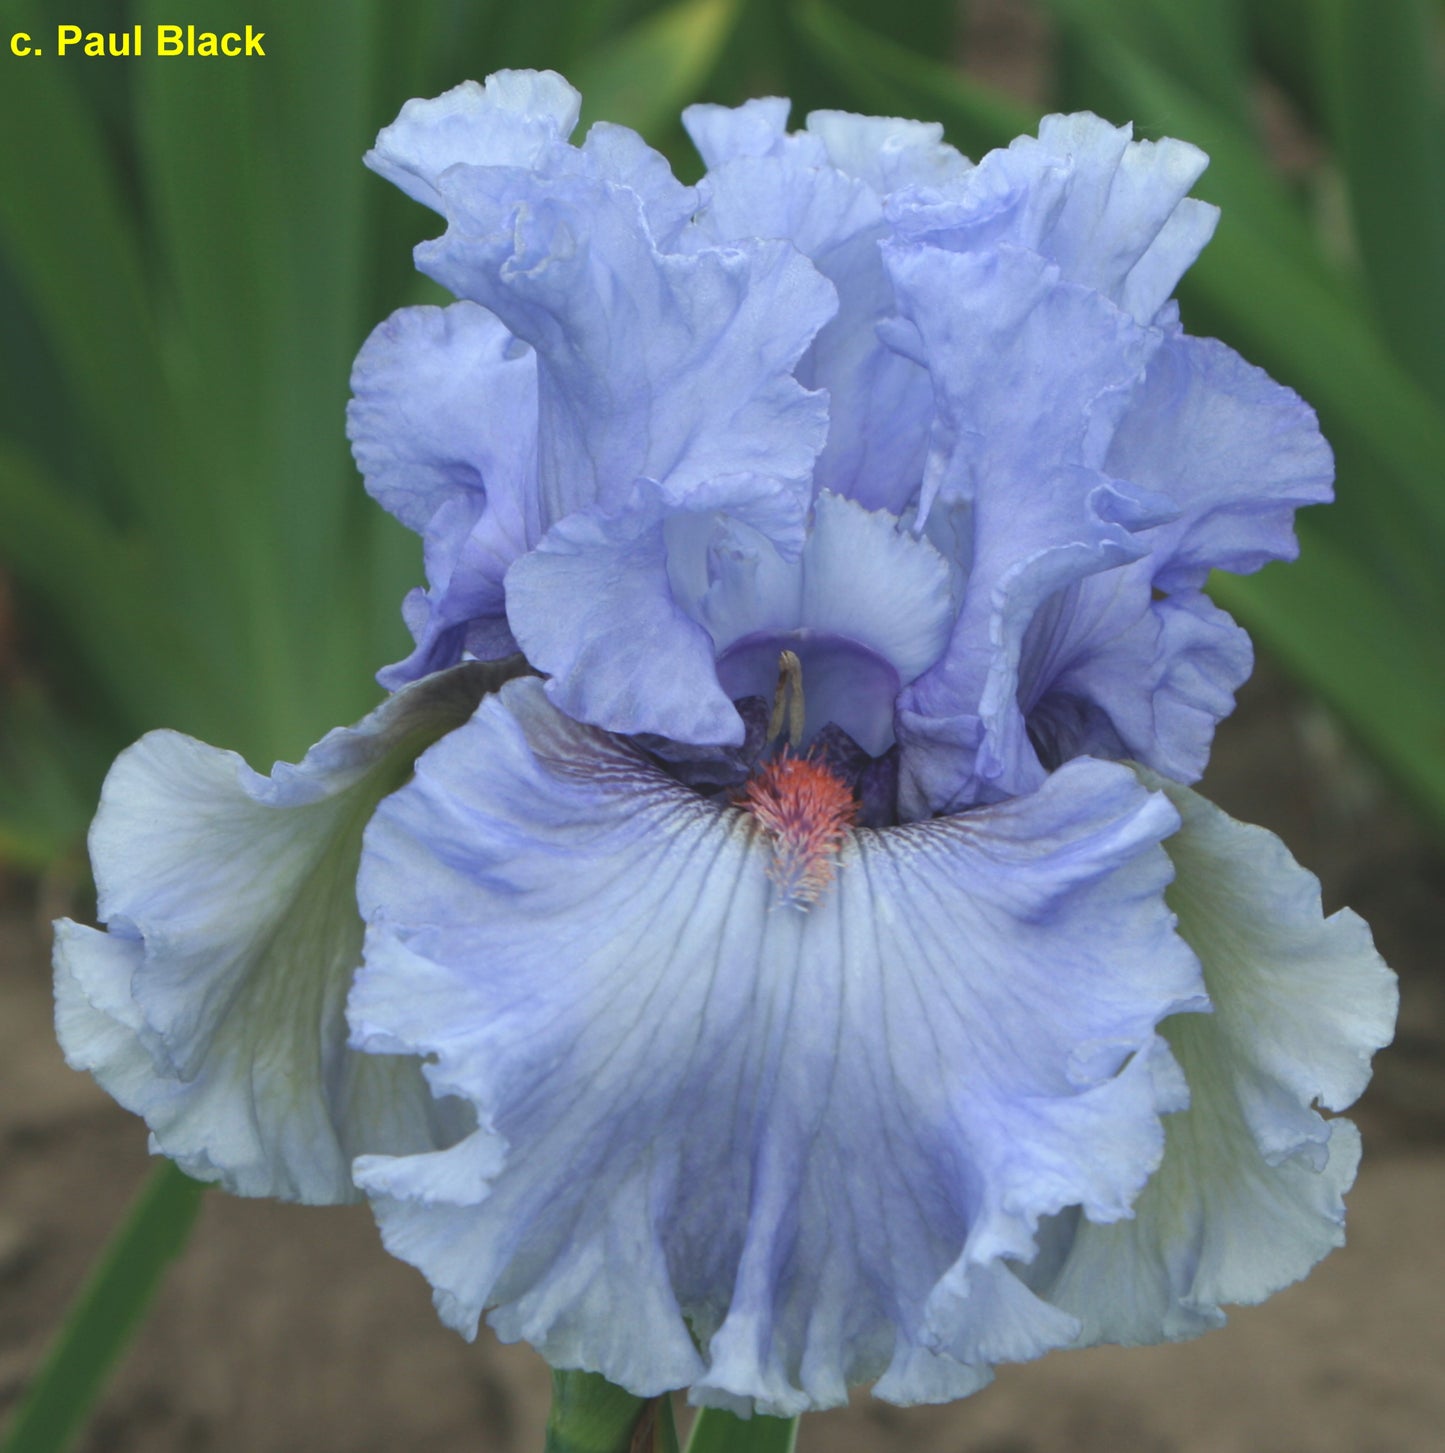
[{"left": 54, "top": 71, "right": 1396, "bottom": 1417}]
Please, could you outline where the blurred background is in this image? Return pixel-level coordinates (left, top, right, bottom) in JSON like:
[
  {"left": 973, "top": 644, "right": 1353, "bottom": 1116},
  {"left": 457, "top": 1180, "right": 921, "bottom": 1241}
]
[{"left": 1, "top": 0, "right": 1442, "bottom": 1449}]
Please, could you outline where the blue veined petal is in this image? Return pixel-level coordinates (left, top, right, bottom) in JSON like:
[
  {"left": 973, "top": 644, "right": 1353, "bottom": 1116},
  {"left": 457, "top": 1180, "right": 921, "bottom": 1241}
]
[
  {"left": 348, "top": 302, "right": 541, "bottom": 685},
  {"left": 347, "top": 678, "right": 1205, "bottom": 1413},
  {"left": 1030, "top": 773, "right": 1397, "bottom": 1345},
  {"left": 51, "top": 665, "right": 509, "bottom": 1203}
]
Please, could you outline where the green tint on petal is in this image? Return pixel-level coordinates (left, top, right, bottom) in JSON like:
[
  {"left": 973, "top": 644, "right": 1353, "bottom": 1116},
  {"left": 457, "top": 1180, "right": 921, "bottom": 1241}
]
[
  {"left": 1039, "top": 772, "right": 1396, "bottom": 1344},
  {"left": 55, "top": 660, "right": 525, "bottom": 1205}
]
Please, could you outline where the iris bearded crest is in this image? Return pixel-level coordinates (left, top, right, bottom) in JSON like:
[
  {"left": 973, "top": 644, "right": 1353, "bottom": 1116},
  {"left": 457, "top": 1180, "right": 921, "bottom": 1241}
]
[{"left": 55, "top": 70, "right": 1395, "bottom": 1416}]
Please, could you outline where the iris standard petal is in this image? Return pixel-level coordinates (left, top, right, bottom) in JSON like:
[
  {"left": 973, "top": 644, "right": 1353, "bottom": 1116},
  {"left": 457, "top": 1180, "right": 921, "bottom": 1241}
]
[
  {"left": 418, "top": 152, "right": 833, "bottom": 528},
  {"left": 360, "top": 75, "right": 835, "bottom": 703},
  {"left": 891, "top": 112, "right": 1217, "bottom": 325},
  {"left": 1019, "top": 577, "right": 1254, "bottom": 785},
  {"left": 347, "top": 301, "right": 540, "bottom": 684},
  {"left": 52, "top": 664, "right": 515, "bottom": 1203},
  {"left": 365, "top": 71, "right": 582, "bottom": 214},
  {"left": 683, "top": 101, "right": 969, "bottom": 514},
  {"left": 349, "top": 678, "right": 1204, "bottom": 1413},
  {"left": 1032, "top": 773, "right": 1396, "bottom": 1345},
  {"left": 1104, "top": 327, "right": 1335, "bottom": 591},
  {"left": 1005, "top": 325, "right": 1334, "bottom": 784},
  {"left": 883, "top": 241, "right": 1168, "bottom": 812}
]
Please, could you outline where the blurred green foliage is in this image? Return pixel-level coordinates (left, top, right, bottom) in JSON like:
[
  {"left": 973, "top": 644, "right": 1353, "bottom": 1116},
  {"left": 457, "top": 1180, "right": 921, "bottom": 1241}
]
[
  {"left": 3, "top": 2, "right": 1443, "bottom": 1449},
  {"left": 2, "top": 0, "right": 1443, "bottom": 869}
]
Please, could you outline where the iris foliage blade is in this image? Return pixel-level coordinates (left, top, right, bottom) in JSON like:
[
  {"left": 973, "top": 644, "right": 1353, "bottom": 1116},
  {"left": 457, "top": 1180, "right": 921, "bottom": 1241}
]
[
  {"left": 684, "top": 1409, "right": 799, "bottom": 1453},
  {"left": 0, "top": 1166, "right": 206, "bottom": 1453}
]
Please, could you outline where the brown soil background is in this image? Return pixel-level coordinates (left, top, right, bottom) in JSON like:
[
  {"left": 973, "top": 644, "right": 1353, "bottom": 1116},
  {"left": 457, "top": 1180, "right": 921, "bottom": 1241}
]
[{"left": 2, "top": 657, "right": 1442, "bottom": 1453}]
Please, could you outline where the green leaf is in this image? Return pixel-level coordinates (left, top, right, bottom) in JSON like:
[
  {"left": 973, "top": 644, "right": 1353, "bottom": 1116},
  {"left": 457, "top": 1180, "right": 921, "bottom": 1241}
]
[
  {"left": 1212, "top": 532, "right": 1445, "bottom": 844},
  {"left": 1041, "top": 0, "right": 1252, "bottom": 125},
  {"left": 0, "top": 1164, "right": 206, "bottom": 1453},
  {"left": 0, "top": 678, "right": 110, "bottom": 871},
  {"left": 0, "top": 5, "right": 175, "bottom": 507},
  {"left": 574, "top": 0, "right": 744, "bottom": 138},
  {"left": 0, "top": 441, "right": 224, "bottom": 737},
  {"left": 790, "top": 0, "right": 1033, "bottom": 159},
  {"left": 1313, "top": 0, "right": 1445, "bottom": 404},
  {"left": 684, "top": 1407, "right": 799, "bottom": 1453},
  {"left": 544, "top": 1370, "right": 650, "bottom": 1453}
]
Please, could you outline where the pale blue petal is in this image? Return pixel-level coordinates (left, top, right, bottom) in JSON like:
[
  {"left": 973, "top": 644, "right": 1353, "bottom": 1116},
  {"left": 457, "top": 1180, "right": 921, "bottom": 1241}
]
[
  {"left": 417, "top": 163, "right": 833, "bottom": 528},
  {"left": 1104, "top": 328, "right": 1335, "bottom": 591},
  {"left": 365, "top": 72, "right": 581, "bottom": 214},
  {"left": 684, "top": 104, "right": 954, "bottom": 512},
  {"left": 883, "top": 241, "right": 1166, "bottom": 812},
  {"left": 51, "top": 666, "right": 505, "bottom": 1202},
  {"left": 804, "top": 110, "right": 973, "bottom": 195},
  {"left": 683, "top": 97, "right": 796, "bottom": 167},
  {"left": 1033, "top": 775, "right": 1397, "bottom": 1344},
  {"left": 347, "top": 301, "right": 540, "bottom": 683},
  {"left": 696, "top": 492, "right": 957, "bottom": 753},
  {"left": 1021, "top": 579, "right": 1253, "bottom": 785},
  {"left": 698, "top": 491, "right": 954, "bottom": 681},
  {"left": 505, "top": 475, "right": 807, "bottom": 744},
  {"left": 349, "top": 679, "right": 1204, "bottom": 1412},
  {"left": 1001, "top": 326, "right": 1333, "bottom": 783},
  {"left": 582, "top": 121, "right": 703, "bottom": 244},
  {"left": 892, "top": 113, "right": 1217, "bottom": 325}
]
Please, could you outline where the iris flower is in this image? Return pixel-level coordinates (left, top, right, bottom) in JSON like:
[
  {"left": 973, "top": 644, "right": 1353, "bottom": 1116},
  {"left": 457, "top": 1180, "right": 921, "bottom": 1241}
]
[{"left": 55, "top": 73, "right": 1395, "bottom": 1416}]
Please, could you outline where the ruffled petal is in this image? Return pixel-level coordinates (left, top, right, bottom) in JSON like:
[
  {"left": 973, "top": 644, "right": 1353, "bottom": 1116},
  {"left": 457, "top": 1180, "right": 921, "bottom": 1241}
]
[
  {"left": 417, "top": 150, "right": 833, "bottom": 529},
  {"left": 365, "top": 72, "right": 582, "bottom": 214},
  {"left": 505, "top": 475, "right": 807, "bottom": 744},
  {"left": 883, "top": 241, "right": 1167, "bottom": 812},
  {"left": 1104, "top": 327, "right": 1335, "bottom": 591},
  {"left": 684, "top": 103, "right": 958, "bottom": 513},
  {"left": 683, "top": 97, "right": 797, "bottom": 168},
  {"left": 52, "top": 664, "right": 517, "bottom": 1203},
  {"left": 805, "top": 110, "right": 973, "bottom": 195},
  {"left": 348, "top": 678, "right": 1204, "bottom": 1412},
  {"left": 1007, "top": 327, "right": 1333, "bottom": 784},
  {"left": 1021, "top": 579, "right": 1254, "bottom": 785},
  {"left": 347, "top": 302, "right": 541, "bottom": 684},
  {"left": 892, "top": 112, "right": 1218, "bottom": 325},
  {"left": 699, "top": 491, "right": 954, "bottom": 678},
  {"left": 1032, "top": 775, "right": 1396, "bottom": 1344}
]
